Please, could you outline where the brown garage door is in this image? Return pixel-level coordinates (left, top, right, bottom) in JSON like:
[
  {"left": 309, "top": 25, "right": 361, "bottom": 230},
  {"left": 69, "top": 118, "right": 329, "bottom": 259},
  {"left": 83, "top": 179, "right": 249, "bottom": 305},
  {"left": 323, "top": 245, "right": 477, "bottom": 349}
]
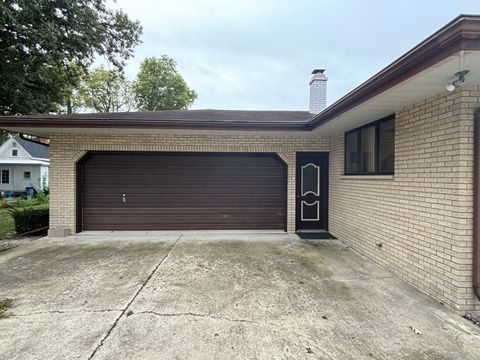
[{"left": 77, "top": 152, "right": 287, "bottom": 231}]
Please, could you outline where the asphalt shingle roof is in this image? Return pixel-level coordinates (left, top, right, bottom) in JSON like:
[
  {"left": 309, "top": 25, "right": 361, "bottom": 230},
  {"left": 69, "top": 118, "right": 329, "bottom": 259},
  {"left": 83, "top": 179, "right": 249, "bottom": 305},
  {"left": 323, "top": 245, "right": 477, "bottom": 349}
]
[{"left": 17, "top": 138, "right": 49, "bottom": 159}]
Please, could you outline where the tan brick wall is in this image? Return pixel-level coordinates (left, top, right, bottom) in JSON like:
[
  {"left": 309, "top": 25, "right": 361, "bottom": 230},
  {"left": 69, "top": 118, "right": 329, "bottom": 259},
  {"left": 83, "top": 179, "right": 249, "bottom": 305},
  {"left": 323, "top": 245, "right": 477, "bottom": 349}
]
[
  {"left": 329, "top": 86, "right": 480, "bottom": 314},
  {"left": 48, "top": 87, "right": 480, "bottom": 314},
  {"left": 49, "top": 132, "right": 330, "bottom": 234}
]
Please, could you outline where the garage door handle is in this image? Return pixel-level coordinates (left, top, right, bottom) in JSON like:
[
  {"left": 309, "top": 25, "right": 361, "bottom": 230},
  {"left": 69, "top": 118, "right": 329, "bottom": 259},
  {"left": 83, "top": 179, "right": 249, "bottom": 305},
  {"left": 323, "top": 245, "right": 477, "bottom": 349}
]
[{"left": 122, "top": 194, "right": 127, "bottom": 203}]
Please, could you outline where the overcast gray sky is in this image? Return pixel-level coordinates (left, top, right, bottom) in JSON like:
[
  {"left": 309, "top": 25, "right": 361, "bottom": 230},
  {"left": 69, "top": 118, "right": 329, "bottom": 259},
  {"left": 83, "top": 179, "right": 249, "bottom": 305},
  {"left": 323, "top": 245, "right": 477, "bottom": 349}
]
[{"left": 108, "top": 0, "right": 480, "bottom": 110}]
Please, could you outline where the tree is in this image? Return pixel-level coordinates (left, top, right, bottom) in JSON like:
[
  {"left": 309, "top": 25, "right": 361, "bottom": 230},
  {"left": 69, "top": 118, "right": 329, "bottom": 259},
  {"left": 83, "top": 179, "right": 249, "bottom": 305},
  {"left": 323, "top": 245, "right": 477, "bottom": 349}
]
[
  {"left": 133, "top": 56, "right": 197, "bottom": 111},
  {"left": 0, "top": 0, "right": 142, "bottom": 115},
  {"left": 77, "top": 66, "right": 134, "bottom": 113},
  {"left": 61, "top": 62, "right": 87, "bottom": 114}
]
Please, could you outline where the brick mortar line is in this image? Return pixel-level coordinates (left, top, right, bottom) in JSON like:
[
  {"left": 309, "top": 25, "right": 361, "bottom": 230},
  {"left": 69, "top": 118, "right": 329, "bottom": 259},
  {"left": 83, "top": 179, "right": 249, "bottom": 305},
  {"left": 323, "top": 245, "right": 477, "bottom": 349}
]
[{"left": 87, "top": 235, "right": 182, "bottom": 360}]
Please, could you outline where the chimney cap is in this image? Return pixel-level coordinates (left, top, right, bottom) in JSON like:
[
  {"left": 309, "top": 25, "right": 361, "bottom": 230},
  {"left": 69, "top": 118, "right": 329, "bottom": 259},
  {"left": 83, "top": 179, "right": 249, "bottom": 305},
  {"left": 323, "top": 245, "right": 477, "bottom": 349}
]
[{"left": 311, "top": 69, "right": 325, "bottom": 74}]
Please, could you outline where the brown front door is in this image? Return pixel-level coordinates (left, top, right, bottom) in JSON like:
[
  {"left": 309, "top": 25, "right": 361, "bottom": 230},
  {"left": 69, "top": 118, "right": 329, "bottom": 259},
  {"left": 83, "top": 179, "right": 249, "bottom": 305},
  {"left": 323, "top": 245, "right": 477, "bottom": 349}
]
[
  {"left": 77, "top": 152, "right": 287, "bottom": 231},
  {"left": 295, "top": 152, "right": 329, "bottom": 231}
]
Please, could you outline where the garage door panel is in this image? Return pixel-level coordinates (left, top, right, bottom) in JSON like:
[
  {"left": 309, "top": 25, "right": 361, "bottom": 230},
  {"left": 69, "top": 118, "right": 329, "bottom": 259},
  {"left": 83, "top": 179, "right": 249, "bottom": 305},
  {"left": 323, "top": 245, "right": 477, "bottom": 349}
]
[
  {"left": 83, "top": 154, "right": 280, "bottom": 166},
  {"left": 81, "top": 165, "right": 285, "bottom": 174},
  {"left": 82, "top": 176, "right": 284, "bottom": 187},
  {"left": 82, "top": 208, "right": 285, "bottom": 230},
  {"left": 83, "top": 195, "right": 284, "bottom": 207},
  {"left": 82, "top": 185, "right": 285, "bottom": 194},
  {"left": 79, "top": 152, "right": 286, "bottom": 231}
]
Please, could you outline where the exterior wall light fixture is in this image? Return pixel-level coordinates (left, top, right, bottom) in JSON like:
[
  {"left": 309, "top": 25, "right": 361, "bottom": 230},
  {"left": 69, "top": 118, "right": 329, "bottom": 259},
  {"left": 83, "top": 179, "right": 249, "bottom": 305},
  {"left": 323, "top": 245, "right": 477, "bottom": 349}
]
[{"left": 446, "top": 70, "right": 470, "bottom": 92}]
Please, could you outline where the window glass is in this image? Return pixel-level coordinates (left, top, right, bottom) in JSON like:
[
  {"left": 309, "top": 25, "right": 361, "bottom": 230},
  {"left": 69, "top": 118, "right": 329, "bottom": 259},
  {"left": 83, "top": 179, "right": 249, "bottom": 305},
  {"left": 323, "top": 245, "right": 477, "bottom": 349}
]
[
  {"left": 361, "top": 125, "right": 376, "bottom": 173},
  {"left": 344, "top": 116, "right": 395, "bottom": 175},
  {"left": 379, "top": 119, "right": 395, "bottom": 173},
  {"left": 12, "top": 149, "right": 17, "bottom": 156},
  {"left": 345, "top": 132, "right": 358, "bottom": 174},
  {"left": 24, "top": 171, "right": 31, "bottom": 179},
  {"left": 1, "top": 170, "right": 9, "bottom": 184},
  {"left": 302, "top": 164, "right": 319, "bottom": 196}
]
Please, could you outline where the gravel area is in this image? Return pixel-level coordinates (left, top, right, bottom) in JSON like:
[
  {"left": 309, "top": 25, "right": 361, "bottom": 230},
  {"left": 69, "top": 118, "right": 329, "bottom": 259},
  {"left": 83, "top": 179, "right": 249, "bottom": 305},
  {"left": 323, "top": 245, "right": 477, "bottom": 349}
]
[{"left": 0, "top": 237, "right": 41, "bottom": 252}]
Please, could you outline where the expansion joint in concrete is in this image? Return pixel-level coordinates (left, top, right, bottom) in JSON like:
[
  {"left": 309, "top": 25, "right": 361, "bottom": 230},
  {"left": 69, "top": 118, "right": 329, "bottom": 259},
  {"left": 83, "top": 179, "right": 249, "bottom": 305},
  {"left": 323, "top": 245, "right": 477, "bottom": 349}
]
[{"left": 87, "top": 235, "right": 182, "bottom": 360}]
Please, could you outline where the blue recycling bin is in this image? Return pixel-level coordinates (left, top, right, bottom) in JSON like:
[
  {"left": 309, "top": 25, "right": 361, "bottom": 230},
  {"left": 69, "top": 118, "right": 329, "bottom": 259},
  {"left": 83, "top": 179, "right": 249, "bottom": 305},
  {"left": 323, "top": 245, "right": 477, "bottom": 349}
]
[{"left": 26, "top": 187, "right": 34, "bottom": 199}]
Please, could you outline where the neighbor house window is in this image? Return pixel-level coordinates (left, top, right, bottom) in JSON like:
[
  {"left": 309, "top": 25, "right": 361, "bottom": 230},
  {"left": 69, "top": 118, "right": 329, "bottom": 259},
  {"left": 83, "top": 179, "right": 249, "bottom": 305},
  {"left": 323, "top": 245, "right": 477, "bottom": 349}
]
[
  {"left": 12, "top": 149, "right": 17, "bottom": 156},
  {"left": 23, "top": 171, "right": 31, "bottom": 179},
  {"left": 344, "top": 115, "right": 395, "bottom": 175},
  {"left": 1, "top": 170, "right": 9, "bottom": 184}
]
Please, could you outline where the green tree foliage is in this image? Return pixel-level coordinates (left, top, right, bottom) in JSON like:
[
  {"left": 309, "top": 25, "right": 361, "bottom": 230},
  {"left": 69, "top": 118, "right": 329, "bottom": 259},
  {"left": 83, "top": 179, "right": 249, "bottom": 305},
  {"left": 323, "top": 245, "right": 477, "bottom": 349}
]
[
  {"left": 61, "top": 62, "right": 86, "bottom": 114},
  {"left": 133, "top": 56, "right": 197, "bottom": 111},
  {"left": 0, "top": 0, "right": 142, "bottom": 115},
  {"left": 77, "top": 66, "right": 134, "bottom": 113}
]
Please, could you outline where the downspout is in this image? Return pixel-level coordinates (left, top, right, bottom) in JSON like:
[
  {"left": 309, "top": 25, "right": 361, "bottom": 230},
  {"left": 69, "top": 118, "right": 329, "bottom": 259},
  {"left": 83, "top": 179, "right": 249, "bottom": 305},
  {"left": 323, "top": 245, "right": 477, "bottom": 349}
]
[{"left": 473, "top": 108, "right": 480, "bottom": 301}]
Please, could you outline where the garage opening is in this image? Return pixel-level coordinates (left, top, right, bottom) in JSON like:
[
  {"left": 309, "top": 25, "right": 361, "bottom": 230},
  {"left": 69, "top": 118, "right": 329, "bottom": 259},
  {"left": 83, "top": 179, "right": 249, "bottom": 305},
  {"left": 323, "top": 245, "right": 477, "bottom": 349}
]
[{"left": 76, "top": 152, "right": 287, "bottom": 232}]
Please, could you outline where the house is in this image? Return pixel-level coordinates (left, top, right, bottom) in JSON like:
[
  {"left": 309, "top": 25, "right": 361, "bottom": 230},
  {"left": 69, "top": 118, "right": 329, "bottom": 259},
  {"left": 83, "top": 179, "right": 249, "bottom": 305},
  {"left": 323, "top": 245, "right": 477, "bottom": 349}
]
[
  {"left": 0, "top": 137, "right": 49, "bottom": 194},
  {"left": 0, "top": 14, "right": 479, "bottom": 315}
]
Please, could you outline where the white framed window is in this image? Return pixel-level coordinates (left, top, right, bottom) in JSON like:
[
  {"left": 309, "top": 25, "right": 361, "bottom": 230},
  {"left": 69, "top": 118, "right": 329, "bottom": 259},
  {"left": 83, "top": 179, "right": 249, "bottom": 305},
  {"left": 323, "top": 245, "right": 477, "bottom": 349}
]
[
  {"left": 1, "top": 170, "right": 10, "bottom": 184},
  {"left": 12, "top": 149, "right": 18, "bottom": 156},
  {"left": 23, "top": 171, "right": 31, "bottom": 180}
]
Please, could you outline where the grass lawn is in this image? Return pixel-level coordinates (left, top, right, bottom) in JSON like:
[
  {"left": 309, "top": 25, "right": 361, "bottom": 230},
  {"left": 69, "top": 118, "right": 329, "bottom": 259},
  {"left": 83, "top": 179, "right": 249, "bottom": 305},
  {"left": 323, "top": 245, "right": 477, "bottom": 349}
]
[
  {"left": 0, "top": 195, "right": 49, "bottom": 240},
  {"left": 0, "top": 298, "right": 13, "bottom": 318},
  {"left": 0, "top": 208, "right": 16, "bottom": 239}
]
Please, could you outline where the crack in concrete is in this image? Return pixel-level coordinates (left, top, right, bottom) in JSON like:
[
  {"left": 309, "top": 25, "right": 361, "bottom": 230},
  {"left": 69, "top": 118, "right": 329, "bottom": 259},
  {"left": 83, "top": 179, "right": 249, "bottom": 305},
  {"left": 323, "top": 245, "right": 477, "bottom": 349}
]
[
  {"left": 131, "top": 310, "right": 276, "bottom": 326},
  {"left": 10, "top": 308, "right": 122, "bottom": 317},
  {"left": 87, "top": 235, "right": 182, "bottom": 360}
]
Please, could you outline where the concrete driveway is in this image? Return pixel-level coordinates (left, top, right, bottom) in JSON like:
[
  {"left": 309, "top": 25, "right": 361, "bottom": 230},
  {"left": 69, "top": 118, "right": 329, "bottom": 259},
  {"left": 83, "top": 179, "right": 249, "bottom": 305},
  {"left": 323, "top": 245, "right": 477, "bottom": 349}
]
[{"left": 0, "top": 232, "right": 479, "bottom": 360}]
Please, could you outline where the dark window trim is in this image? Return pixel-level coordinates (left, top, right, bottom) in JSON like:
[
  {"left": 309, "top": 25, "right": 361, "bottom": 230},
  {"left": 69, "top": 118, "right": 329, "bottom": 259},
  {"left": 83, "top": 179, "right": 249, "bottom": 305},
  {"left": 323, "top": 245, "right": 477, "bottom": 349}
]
[
  {"left": 344, "top": 114, "right": 395, "bottom": 176},
  {"left": 1, "top": 169, "right": 10, "bottom": 184}
]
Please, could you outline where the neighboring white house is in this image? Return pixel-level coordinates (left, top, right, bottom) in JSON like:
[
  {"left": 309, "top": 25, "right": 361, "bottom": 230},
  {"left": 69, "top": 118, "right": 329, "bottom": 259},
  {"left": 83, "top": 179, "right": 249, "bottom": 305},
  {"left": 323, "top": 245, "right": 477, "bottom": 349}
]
[{"left": 0, "top": 137, "right": 49, "bottom": 194}]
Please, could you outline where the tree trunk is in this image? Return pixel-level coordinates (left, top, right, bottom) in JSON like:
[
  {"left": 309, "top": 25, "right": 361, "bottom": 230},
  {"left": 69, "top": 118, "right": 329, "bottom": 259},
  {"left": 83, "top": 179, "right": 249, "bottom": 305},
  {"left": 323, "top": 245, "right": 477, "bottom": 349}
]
[{"left": 67, "top": 97, "right": 73, "bottom": 114}]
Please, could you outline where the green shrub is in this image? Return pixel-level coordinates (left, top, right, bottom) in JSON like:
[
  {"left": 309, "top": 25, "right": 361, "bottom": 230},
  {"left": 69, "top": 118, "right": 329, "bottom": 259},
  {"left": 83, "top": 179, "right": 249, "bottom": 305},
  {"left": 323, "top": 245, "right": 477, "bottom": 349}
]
[
  {"left": 7, "top": 207, "right": 49, "bottom": 234},
  {"left": 42, "top": 174, "right": 49, "bottom": 195},
  {"left": 0, "top": 193, "right": 49, "bottom": 209},
  {"left": 34, "top": 192, "right": 49, "bottom": 203},
  {"left": 0, "top": 298, "right": 13, "bottom": 318}
]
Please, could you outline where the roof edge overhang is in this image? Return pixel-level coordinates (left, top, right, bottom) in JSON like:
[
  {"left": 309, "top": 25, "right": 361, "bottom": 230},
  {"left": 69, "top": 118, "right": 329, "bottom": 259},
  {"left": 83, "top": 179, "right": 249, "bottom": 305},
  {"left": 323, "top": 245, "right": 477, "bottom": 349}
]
[
  {"left": 31, "top": 157, "right": 49, "bottom": 162},
  {"left": 306, "top": 14, "right": 480, "bottom": 130},
  {"left": 0, "top": 159, "right": 49, "bottom": 165},
  {"left": 0, "top": 118, "right": 309, "bottom": 132}
]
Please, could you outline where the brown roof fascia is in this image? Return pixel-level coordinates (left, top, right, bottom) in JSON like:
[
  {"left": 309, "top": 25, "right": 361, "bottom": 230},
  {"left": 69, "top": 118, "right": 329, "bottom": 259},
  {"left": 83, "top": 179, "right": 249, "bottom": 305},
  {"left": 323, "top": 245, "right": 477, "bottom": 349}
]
[
  {"left": 0, "top": 117, "right": 309, "bottom": 132},
  {"left": 305, "top": 14, "right": 480, "bottom": 130}
]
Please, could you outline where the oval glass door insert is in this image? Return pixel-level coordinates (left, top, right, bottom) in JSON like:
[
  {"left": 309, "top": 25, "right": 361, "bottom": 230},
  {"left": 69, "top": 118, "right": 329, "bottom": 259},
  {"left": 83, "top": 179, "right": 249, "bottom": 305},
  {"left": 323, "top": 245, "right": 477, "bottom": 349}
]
[{"left": 301, "top": 163, "right": 320, "bottom": 196}]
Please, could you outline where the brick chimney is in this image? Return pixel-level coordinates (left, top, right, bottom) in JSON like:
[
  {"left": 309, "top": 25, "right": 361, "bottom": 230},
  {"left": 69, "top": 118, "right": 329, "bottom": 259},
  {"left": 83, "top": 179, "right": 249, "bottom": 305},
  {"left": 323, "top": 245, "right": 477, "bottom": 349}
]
[{"left": 309, "top": 69, "right": 327, "bottom": 113}]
